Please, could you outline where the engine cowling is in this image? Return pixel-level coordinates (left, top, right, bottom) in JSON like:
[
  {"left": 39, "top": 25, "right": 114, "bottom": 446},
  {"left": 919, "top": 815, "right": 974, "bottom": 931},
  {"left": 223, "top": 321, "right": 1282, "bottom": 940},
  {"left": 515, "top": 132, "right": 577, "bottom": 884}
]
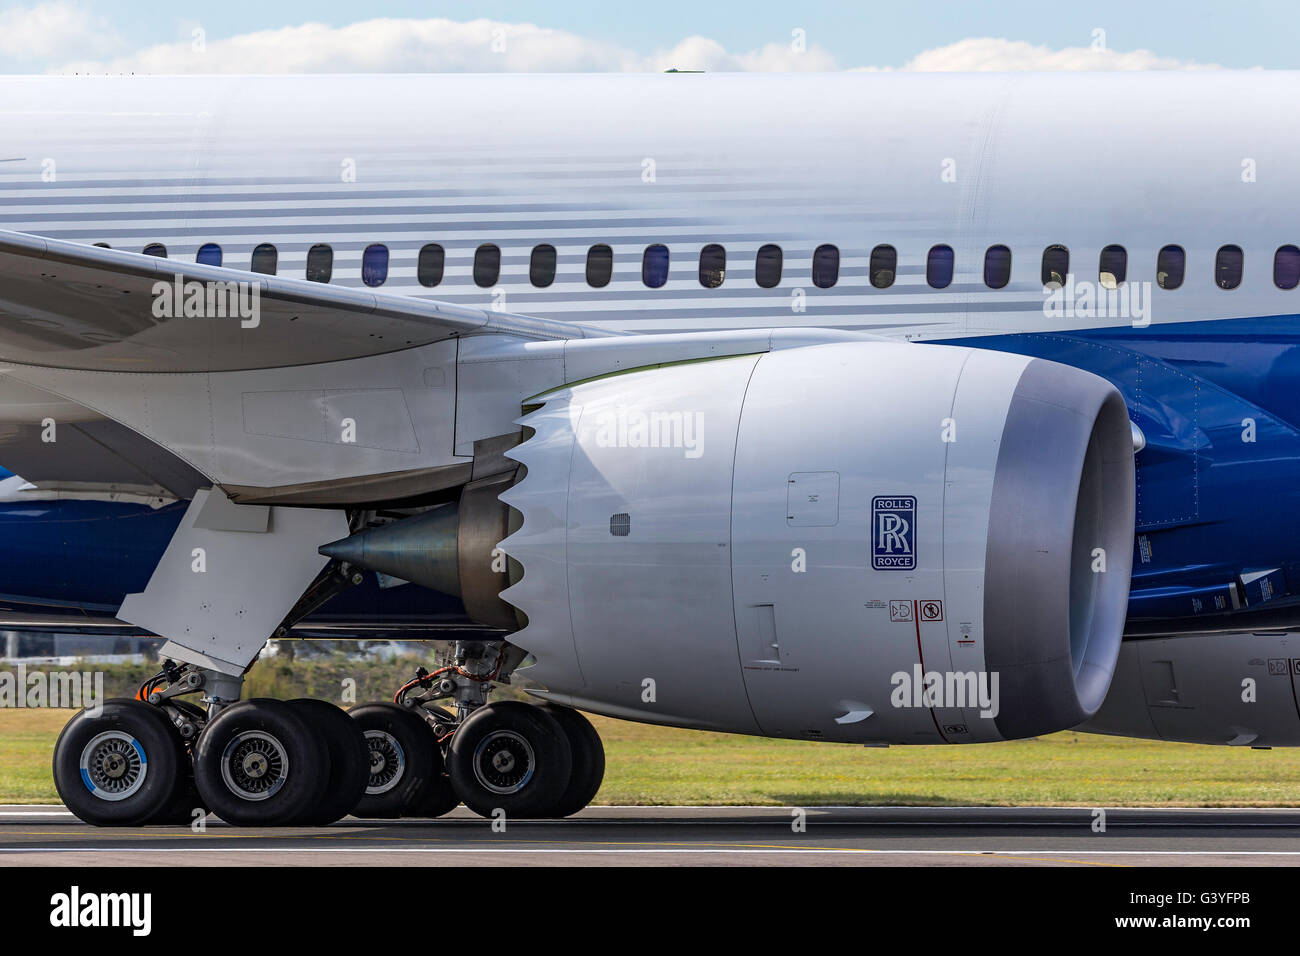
[{"left": 498, "top": 341, "right": 1135, "bottom": 744}]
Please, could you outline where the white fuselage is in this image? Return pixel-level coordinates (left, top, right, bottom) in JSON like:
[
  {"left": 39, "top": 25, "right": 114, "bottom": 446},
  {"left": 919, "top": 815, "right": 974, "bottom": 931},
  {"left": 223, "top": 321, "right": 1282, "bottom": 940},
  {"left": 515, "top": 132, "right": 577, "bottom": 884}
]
[{"left": 1, "top": 71, "right": 1296, "bottom": 339}]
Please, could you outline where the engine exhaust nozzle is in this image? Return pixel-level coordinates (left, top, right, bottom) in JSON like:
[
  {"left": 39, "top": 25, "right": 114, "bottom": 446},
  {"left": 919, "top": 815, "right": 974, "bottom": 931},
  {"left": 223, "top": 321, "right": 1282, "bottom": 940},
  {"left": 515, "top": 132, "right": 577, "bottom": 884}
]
[{"left": 319, "top": 473, "right": 519, "bottom": 630}]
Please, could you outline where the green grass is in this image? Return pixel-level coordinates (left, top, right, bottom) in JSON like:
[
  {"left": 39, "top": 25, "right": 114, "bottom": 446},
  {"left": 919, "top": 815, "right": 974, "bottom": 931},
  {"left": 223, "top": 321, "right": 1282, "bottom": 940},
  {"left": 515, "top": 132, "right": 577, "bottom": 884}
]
[
  {"left": 0, "top": 709, "right": 71, "bottom": 803},
  {"left": 592, "top": 716, "right": 1300, "bottom": 806},
  {"left": 5, "top": 708, "right": 1298, "bottom": 806}
]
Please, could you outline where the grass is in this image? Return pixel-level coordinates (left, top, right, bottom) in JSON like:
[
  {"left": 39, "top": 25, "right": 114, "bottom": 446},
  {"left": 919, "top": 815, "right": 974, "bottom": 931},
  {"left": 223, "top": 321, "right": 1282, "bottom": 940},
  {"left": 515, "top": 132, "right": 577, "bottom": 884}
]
[
  {"left": 0, "top": 709, "right": 71, "bottom": 804},
  {"left": 4, "top": 708, "right": 1298, "bottom": 807}
]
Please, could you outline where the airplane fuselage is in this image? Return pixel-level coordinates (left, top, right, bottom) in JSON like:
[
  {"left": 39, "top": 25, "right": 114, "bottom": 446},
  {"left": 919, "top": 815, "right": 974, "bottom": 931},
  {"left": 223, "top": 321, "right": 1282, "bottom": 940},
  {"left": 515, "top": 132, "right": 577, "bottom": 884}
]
[{"left": 1, "top": 72, "right": 1299, "bottom": 635}]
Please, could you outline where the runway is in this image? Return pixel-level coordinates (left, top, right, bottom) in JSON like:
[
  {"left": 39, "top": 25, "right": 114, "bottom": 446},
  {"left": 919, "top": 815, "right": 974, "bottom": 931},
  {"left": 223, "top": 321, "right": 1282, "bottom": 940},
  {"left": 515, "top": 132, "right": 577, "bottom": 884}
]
[{"left": 2, "top": 805, "right": 1300, "bottom": 866}]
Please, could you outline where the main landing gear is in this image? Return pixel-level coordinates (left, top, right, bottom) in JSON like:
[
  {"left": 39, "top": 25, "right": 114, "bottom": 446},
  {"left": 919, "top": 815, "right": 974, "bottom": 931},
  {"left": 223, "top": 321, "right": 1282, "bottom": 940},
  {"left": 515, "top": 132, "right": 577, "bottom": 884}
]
[{"left": 51, "top": 642, "right": 606, "bottom": 827}]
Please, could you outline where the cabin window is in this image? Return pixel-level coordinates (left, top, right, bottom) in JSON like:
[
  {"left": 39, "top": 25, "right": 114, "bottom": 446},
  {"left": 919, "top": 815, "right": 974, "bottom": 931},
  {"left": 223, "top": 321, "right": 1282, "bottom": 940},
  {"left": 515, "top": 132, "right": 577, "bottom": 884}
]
[
  {"left": 143, "top": 243, "right": 167, "bottom": 258},
  {"left": 417, "top": 244, "right": 445, "bottom": 287},
  {"left": 642, "top": 244, "right": 669, "bottom": 288},
  {"left": 1215, "top": 245, "right": 1243, "bottom": 289},
  {"left": 984, "top": 245, "right": 1011, "bottom": 289},
  {"left": 812, "top": 244, "right": 840, "bottom": 288},
  {"left": 1099, "top": 244, "right": 1127, "bottom": 289},
  {"left": 362, "top": 244, "right": 388, "bottom": 287},
  {"left": 196, "top": 243, "right": 222, "bottom": 267},
  {"left": 755, "top": 244, "right": 782, "bottom": 288},
  {"left": 586, "top": 244, "right": 613, "bottom": 288},
  {"left": 1156, "top": 245, "right": 1184, "bottom": 290},
  {"left": 927, "top": 244, "right": 954, "bottom": 289},
  {"left": 529, "top": 244, "right": 557, "bottom": 287},
  {"left": 251, "top": 243, "right": 278, "bottom": 276},
  {"left": 473, "top": 243, "right": 501, "bottom": 288},
  {"left": 869, "top": 245, "right": 896, "bottom": 288},
  {"left": 306, "top": 244, "right": 333, "bottom": 283},
  {"left": 1041, "top": 245, "right": 1069, "bottom": 288},
  {"left": 699, "top": 244, "right": 726, "bottom": 288},
  {"left": 1274, "top": 245, "right": 1300, "bottom": 290}
]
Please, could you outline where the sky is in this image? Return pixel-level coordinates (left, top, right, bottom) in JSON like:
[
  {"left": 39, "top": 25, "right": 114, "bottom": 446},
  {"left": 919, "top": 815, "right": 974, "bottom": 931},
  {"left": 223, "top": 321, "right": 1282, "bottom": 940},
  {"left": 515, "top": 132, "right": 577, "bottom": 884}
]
[{"left": 0, "top": 0, "right": 1294, "bottom": 73}]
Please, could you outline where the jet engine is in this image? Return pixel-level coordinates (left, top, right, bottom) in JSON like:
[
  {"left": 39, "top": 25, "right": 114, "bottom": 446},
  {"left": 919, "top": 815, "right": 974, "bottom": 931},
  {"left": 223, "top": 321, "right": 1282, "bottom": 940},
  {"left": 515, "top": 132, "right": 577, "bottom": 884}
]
[{"left": 328, "top": 341, "right": 1136, "bottom": 745}]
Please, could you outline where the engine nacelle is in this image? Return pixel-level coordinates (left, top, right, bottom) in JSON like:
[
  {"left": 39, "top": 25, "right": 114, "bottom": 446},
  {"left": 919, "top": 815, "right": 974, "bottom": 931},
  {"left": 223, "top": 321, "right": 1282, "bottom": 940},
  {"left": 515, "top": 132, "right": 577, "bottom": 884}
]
[
  {"left": 499, "top": 341, "right": 1135, "bottom": 744},
  {"left": 1083, "top": 631, "right": 1300, "bottom": 747}
]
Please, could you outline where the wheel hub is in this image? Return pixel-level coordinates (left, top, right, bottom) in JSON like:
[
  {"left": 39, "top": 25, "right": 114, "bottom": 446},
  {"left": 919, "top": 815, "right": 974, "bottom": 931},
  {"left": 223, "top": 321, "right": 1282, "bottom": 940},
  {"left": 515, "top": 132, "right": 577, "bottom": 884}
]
[
  {"left": 242, "top": 752, "right": 269, "bottom": 779},
  {"left": 220, "top": 731, "right": 288, "bottom": 801},
  {"left": 102, "top": 752, "right": 128, "bottom": 779},
  {"left": 473, "top": 730, "right": 535, "bottom": 795},
  {"left": 79, "top": 731, "right": 147, "bottom": 802},
  {"left": 491, "top": 750, "right": 517, "bottom": 773},
  {"left": 363, "top": 730, "right": 406, "bottom": 794}
]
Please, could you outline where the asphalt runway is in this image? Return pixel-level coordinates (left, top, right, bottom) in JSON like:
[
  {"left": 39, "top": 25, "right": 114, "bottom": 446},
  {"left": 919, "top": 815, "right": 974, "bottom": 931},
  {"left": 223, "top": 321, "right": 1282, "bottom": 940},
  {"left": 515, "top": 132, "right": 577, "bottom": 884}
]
[{"left": 2, "top": 805, "right": 1300, "bottom": 866}]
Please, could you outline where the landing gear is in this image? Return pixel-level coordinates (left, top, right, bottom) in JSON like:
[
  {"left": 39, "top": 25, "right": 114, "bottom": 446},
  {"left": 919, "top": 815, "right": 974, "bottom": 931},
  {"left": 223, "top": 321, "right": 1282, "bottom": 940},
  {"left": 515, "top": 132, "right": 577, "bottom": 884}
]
[
  {"left": 446, "top": 701, "right": 574, "bottom": 818},
  {"left": 53, "top": 645, "right": 607, "bottom": 827},
  {"left": 193, "top": 698, "right": 330, "bottom": 826},
  {"left": 52, "top": 698, "right": 190, "bottom": 827}
]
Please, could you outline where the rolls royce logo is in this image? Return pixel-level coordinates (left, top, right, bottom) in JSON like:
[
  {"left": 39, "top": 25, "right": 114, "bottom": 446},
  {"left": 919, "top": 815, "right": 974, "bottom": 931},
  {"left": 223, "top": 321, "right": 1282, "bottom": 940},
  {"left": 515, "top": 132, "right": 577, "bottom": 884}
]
[{"left": 872, "top": 496, "right": 916, "bottom": 570}]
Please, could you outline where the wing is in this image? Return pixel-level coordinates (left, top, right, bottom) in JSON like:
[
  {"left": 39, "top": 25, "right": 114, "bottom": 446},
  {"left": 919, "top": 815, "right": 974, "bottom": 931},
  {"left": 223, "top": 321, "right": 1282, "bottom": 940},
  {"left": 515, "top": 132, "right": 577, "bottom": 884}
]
[{"left": 0, "top": 230, "right": 612, "bottom": 373}]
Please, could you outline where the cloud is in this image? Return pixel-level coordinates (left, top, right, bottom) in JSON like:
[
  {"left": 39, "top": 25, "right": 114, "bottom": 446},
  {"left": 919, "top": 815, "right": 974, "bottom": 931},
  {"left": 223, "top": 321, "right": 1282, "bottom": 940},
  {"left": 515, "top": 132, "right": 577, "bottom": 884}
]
[
  {"left": 54, "top": 18, "right": 837, "bottom": 74},
  {"left": 0, "top": 0, "right": 124, "bottom": 62},
  {"left": 643, "top": 36, "right": 838, "bottom": 73},
  {"left": 8, "top": 5, "right": 1225, "bottom": 75},
  {"left": 897, "top": 37, "right": 1224, "bottom": 72}
]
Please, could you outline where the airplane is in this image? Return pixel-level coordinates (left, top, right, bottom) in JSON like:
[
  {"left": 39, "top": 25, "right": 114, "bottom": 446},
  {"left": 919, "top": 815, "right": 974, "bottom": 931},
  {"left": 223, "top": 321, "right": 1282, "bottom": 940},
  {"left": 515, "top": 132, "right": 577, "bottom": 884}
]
[{"left": 2, "top": 69, "right": 1299, "bottom": 827}]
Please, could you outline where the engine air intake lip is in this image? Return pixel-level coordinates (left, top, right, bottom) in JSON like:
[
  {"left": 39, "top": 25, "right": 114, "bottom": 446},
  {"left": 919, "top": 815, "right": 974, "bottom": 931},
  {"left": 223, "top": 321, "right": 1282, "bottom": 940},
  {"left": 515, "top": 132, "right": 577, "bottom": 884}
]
[{"left": 982, "top": 358, "right": 1135, "bottom": 739}]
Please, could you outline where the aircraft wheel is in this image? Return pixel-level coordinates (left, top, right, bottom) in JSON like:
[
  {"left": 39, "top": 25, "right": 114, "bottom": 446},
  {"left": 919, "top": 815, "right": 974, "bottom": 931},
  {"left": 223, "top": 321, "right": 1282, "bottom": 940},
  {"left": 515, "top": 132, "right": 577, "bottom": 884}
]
[
  {"left": 538, "top": 704, "right": 605, "bottom": 817},
  {"left": 53, "top": 698, "right": 188, "bottom": 827},
  {"left": 447, "top": 701, "right": 573, "bottom": 819},
  {"left": 194, "top": 698, "right": 328, "bottom": 827},
  {"left": 350, "top": 702, "right": 439, "bottom": 818},
  {"left": 287, "top": 698, "right": 369, "bottom": 825}
]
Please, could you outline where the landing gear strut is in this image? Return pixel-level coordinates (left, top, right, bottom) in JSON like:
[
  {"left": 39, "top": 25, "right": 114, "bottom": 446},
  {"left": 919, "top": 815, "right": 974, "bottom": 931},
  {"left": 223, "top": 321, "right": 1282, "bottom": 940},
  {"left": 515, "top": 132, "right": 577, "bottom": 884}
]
[{"left": 385, "top": 640, "right": 607, "bottom": 819}]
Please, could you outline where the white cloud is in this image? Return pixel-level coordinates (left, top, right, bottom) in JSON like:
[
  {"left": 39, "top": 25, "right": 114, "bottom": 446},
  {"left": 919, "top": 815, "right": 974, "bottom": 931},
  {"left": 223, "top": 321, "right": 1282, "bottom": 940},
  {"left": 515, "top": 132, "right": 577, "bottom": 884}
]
[
  {"left": 643, "top": 36, "right": 838, "bottom": 73},
  {"left": 2, "top": 5, "right": 1226, "bottom": 75},
  {"left": 0, "top": 0, "right": 123, "bottom": 62},
  {"left": 897, "top": 37, "right": 1224, "bottom": 72},
  {"left": 54, "top": 18, "right": 838, "bottom": 75}
]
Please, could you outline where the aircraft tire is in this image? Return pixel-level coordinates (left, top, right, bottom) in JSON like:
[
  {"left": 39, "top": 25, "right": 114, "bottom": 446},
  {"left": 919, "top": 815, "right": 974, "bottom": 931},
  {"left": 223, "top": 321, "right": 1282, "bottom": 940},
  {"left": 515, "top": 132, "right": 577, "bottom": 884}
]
[
  {"left": 537, "top": 704, "right": 605, "bottom": 817},
  {"left": 415, "top": 780, "right": 461, "bottom": 818},
  {"left": 147, "top": 777, "right": 207, "bottom": 826},
  {"left": 287, "top": 698, "right": 369, "bottom": 825},
  {"left": 447, "top": 701, "right": 573, "bottom": 819},
  {"left": 349, "top": 701, "right": 439, "bottom": 818},
  {"left": 53, "top": 698, "right": 188, "bottom": 827},
  {"left": 194, "top": 698, "right": 328, "bottom": 827}
]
